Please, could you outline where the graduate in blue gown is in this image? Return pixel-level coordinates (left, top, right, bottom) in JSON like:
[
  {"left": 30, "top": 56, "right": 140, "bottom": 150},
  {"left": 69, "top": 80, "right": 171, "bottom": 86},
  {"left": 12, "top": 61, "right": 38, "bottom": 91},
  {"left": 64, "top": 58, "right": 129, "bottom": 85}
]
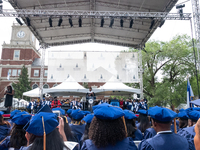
[
  {"left": 81, "top": 105, "right": 138, "bottom": 150},
  {"left": 143, "top": 127, "right": 156, "bottom": 139},
  {"left": 0, "top": 111, "right": 11, "bottom": 142},
  {"left": 0, "top": 111, "right": 31, "bottom": 150},
  {"left": 124, "top": 110, "right": 143, "bottom": 141},
  {"left": 138, "top": 106, "right": 189, "bottom": 150},
  {"left": 136, "top": 110, "right": 150, "bottom": 133},
  {"left": 177, "top": 110, "right": 200, "bottom": 150},
  {"left": 69, "top": 109, "right": 86, "bottom": 142},
  {"left": 177, "top": 110, "right": 188, "bottom": 132}
]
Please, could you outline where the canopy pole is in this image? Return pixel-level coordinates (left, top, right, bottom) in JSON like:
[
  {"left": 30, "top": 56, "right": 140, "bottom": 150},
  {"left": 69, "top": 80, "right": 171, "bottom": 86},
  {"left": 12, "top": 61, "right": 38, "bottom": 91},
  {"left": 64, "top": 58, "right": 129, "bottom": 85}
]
[{"left": 139, "top": 46, "right": 144, "bottom": 99}]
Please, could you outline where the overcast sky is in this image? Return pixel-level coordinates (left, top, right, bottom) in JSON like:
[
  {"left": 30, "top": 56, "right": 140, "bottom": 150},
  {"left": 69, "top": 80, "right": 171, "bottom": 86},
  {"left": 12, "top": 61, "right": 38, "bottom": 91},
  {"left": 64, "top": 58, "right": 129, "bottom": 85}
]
[{"left": 0, "top": 0, "right": 193, "bottom": 58}]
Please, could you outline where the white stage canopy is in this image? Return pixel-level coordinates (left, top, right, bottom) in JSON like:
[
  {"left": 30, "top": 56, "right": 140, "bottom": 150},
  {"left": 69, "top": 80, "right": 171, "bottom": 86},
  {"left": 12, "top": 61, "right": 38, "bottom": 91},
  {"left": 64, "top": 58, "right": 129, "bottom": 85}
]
[
  {"left": 94, "top": 76, "right": 141, "bottom": 96},
  {"left": 45, "top": 76, "right": 90, "bottom": 96},
  {"left": 23, "top": 88, "right": 47, "bottom": 98}
]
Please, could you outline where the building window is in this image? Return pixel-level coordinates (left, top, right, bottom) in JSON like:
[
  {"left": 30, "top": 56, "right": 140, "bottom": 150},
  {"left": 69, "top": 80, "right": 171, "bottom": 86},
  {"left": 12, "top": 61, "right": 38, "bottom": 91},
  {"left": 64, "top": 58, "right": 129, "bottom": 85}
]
[
  {"left": 32, "top": 84, "right": 38, "bottom": 89},
  {"left": 53, "top": 84, "right": 58, "bottom": 87},
  {"left": 44, "top": 70, "right": 48, "bottom": 76},
  {"left": 34, "top": 70, "right": 39, "bottom": 76},
  {"left": 43, "top": 84, "right": 49, "bottom": 89},
  {"left": 18, "top": 70, "right": 21, "bottom": 76},
  {"left": 12, "top": 69, "right": 17, "bottom": 76},
  {"left": 13, "top": 50, "right": 20, "bottom": 60},
  {"left": 8, "top": 69, "right": 12, "bottom": 75}
]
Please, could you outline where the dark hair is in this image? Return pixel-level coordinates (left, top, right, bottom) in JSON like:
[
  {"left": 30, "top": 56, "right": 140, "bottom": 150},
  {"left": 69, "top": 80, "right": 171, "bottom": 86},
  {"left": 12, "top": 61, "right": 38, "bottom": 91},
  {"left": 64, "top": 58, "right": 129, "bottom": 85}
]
[
  {"left": 125, "top": 119, "right": 137, "bottom": 139},
  {"left": 29, "top": 129, "right": 68, "bottom": 150},
  {"left": 7, "top": 86, "right": 12, "bottom": 92},
  {"left": 63, "top": 117, "right": 77, "bottom": 142},
  {"left": 138, "top": 114, "right": 150, "bottom": 133},
  {"left": 152, "top": 118, "right": 171, "bottom": 124},
  {"left": 88, "top": 116, "right": 126, "bottom": 148},
  {"left": 0, "top": 116, "right": 11, "bottom": 127},
  {"left": 82, "top": 123, "right": 90, "bottom": 141},
  {"left": 179, "top": 118, "right": 188, "bottom": 128},
  {"left": 10, "top": 124, "right": 27, "bottom": 149}
]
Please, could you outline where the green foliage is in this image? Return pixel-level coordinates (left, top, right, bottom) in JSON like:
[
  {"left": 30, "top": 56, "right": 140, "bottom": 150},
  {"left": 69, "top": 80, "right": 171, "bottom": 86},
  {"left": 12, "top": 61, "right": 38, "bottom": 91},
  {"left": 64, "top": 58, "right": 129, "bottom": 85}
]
[{"left": 12, "top": 65, "right": 31, "bottom": 100}]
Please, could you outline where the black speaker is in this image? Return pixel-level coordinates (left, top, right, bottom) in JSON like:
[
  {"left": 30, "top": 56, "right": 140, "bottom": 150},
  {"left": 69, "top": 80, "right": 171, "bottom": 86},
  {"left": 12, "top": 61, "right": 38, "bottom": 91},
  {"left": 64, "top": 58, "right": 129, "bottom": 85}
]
[{"left": 137, "top": 94, "right": 140, "bottom": 98}]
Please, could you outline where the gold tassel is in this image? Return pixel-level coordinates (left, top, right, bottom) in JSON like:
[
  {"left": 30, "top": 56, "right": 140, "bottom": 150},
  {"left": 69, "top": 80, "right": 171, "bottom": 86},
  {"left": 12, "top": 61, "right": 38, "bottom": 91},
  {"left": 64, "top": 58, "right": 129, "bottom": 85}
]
[
  {"left": 64, "top": 116, "right": 68, "bottom": 123},
  {"left": 122, "top": 116, "right": 128, "bottom": 137},
  {"left": 42, "top": 116, "right": 46, "bottom": 150}
]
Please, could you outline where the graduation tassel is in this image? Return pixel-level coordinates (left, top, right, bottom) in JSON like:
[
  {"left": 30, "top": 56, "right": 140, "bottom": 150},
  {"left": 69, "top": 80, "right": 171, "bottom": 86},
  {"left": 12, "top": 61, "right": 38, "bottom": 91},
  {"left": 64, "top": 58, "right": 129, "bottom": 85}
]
[
  {"left": 64, "top": 116, "right": 68, "bottom": 123},
  {"left": 174, "top": 118, "right": 177, "bottom": 134},
  {"left": 122, "top": 116, "right": 128, "bottom": 137},
  {"left": 42, "top": 116, "right": 46, "bottom": 150}
]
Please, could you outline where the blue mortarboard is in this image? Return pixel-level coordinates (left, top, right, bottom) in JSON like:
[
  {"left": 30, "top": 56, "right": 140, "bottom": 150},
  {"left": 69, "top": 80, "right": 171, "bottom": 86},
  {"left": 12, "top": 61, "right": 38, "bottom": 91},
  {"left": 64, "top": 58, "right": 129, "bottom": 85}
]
[
  {"left": 38, "top": 104, "right": 52, "bottom": 113},
  {"left": 92, "top": 103, "right": 111, "bottom": 111},
  {"left": 124, "top": 110, "right": 137, "bottom": 120},
  {"left": 67, "top": 109, "right": 73, "bottom": 114},
  {"left": 179, "top": 108, "right": 185, "bottom": 112},
  {"left": 137, "top": 109, "right": 147, "bottom": 115},
  {"left": 193, "top": 108, "right": 200, "bottom": 111},
  {"left": 83, "top": 111, "right": 91, "bottom": 115},
  {"left": 10, "top": 110, "right": 21, "bottom": 118},
  {"left": 52, "top": 108, "right": 65, "bottom": 115},
  {"left": 178, "top": 111, "right": 188, "bottom": 119},
  {"left": 26, "top": 112, "right": 59, "bottom": 136},
  {"left": 71, "top": 109, "right": 84, "bottom": 120},
  {"left": 148, "top": 106, "right": 177, "bottom": 122},
  {"left": 188, "top": 110, "right": 200, "bottom": 121},
  {"left": 185, "top": 108, "right": 193, "bottom": 114},
  {"left": 12, "top": 111, "right": 32, "bottom": 125},
  {"left": 0, "top": 111, "right": 4, "bottom": 116},
  {"left": 82, "top": 114, "right": 94, "bottom": 123},
  {"left": 93, "top": 105, "right": 124, "bottom": 120}
]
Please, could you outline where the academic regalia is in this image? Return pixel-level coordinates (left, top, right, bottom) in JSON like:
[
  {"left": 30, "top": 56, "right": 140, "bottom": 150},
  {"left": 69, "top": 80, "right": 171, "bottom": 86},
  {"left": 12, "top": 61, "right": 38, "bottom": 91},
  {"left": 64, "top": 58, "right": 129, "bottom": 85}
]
[
  {"left": 69, "top": 123, "right": 86, "bottom": 142},
  {"left": 138, "top": 132, "right": 189, "bottom": 150},
  {"left": 81, "top": 138, "right": 137, "bottom": 150},
  {"left": 136, "top": 122, "right": 140, "bottom": 130},
  {"left": 0, "top": 136, "right": 12, "bottom": 150},
  {"left": 67, "top": 116, "right": 72, "bottom": 124},
  {"left": 170, "top": 120, "right": 179, "bottom": 133},
  {"left": 133, "top": 129, "right": 143, "bottom": 141},
  {"left": 140, "top": 102, "right": 147, "bottom": 110},
  {"left": 143, "top": 128, "right": 156, "bottom": 139},
  {"left": 177, "top": 126, "right": 195, "bottom": 150},
  {"left": 0, "top": 124, "right": 11, "bottom": 141}
]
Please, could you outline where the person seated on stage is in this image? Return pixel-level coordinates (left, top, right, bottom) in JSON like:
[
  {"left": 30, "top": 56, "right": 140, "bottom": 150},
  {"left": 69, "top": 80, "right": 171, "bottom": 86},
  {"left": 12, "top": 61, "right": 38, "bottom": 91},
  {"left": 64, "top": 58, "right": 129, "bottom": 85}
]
[
  {"left": 34, "top": 98, "right": 42, "bottom": 113},
  {"left": 99, "top": 98, "right": 108, "bottom": 104},
  {"left": 178, "top": 110, "right": 200, "bottom": 150},
  {"left": 69, "top": 109, "right": 86, "bottom": 142},
  {"left": 0, "top": 111, "right": 31, "bottom": 150},
  {"left": 81, "top": 104, "right": 137, "bottom": 150},
  {"left": 127, "top": 99, "right": 133, "bottom": 110},
  {"left": 71, "top": 98, "right": 78, "bottom": 109},
  {"left": 138, "top": 106, "right": 189, "bottom": 150},
  {"left": 119, "top": 98, "right": 124, "bottom": 109},
  {"left": 0, "top": 111, "right": 11, "bottom": 142},
  {"left": 136, "top": 110, "right": 151, "bottom": 133},
  {"left": 80, "top": 114, "right": 94, "bottom": 147},
  {"left": 51, "top": 96, "right": 62, "bottom": 109},
  {"left": 139, "top": 99, "right": 147, "bottom": 110},
  {"left": 27, "top": 99, "right": 35, "bottom": 114},
  {"left": 77, "top": 99, "right": 83, "bottom": 109},
  {"left": 124, "top": 110, "right": 143, "bottom": 141},
  {"left": 123, "top": 99, "right": 129, "bottom": 110}
]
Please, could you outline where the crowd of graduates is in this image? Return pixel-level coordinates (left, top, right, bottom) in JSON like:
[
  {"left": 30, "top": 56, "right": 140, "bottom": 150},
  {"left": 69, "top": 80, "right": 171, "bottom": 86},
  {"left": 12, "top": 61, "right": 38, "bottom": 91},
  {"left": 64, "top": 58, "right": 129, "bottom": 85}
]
[{"left": 1, "top": 99, "right": 200, "bottom": 150}]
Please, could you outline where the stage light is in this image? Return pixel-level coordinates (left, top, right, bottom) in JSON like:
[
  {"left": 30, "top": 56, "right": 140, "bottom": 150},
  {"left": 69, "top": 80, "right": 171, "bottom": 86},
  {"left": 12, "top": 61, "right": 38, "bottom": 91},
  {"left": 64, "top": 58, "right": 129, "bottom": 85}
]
[
  {"left": 149, "top": 19, "right": 155, "bottom": 29},
  {"left": 79, "top": 17, "right": 82, "bottom": 27},
  {"left": 49, "top": 17, "right": 53, "bottom": 27},
  {"left": 129, "top": 18, "right": 133, "bottom": 28},
  {"left": 176, "top": 4, "right": 185, "bottom": 9},
  {"left": 58, "top": 17, "right": 63, "bottom": 26},
  {"left": 109, "top": 17, "right": 114, "bottom": 28},
  {"left": 159, "top": 19, "right": 165, "bottom": 28},
  {"left": 15, "top": 18, "right": 23, "bottom": 26},
  {"left": 69, "top": 16, "right": 73, "bottom": 27},
  {"left": 176, "top": 4, "right": 185, "bottom": 19},
  {"left": 100, "top": 17, "right": 104, "bottom": 27},
  {"left": 120, "top": 18, "right": 123, "bottom": 27},
  {"left": 26, "top": 17, "right": 31, "bottom": 26}
]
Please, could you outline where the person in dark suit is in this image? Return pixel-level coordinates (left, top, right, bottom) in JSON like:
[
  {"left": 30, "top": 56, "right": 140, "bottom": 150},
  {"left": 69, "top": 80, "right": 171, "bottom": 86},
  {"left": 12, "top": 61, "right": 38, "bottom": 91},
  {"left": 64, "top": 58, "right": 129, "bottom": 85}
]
[{"left": 4, "top": 86, "right": 14, "bottom": 112}]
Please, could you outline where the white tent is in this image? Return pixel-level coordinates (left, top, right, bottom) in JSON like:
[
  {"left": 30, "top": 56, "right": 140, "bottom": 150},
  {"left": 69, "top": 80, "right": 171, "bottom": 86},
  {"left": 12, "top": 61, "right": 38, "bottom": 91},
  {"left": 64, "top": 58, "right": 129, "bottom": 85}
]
[
  {"left": 23, "top": 88, "right": 47, "bottom": 98},
  {"left": 45, "top": 76, "right": 89, "bottom": 96},
  {"left": 94, "top": 76, "right": 142, "bottom": 96}
]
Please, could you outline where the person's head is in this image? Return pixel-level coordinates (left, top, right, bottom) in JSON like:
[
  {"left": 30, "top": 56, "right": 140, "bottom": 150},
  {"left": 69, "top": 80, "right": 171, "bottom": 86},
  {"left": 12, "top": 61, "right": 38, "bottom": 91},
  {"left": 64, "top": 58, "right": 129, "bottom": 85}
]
[
  {"left": 179, "top": 118, "right": 188, "bottom": 128},
  {"left": 126, "top": 99, "right": 129, "bottom": 102},
  {"left": 141, "top": 99, "right": 144, "bottom": 102},
  {"left": 31, "top": 99, "right": 34, "bottom": 102},
  {"left": 151, "top": 118, "right": 172, "bottom": 132},
  {"left": 54, "top": 96, "right": 57, "bottom": 101},
  {"left": 194, "top": 118, "right": 200, "bottom": 150},
  {"left": 7, "top": 85, "right": 12, "bottom": 91},
  {"left": 0, "top": 111, "right": 10, "bottom": 127},
  {"left": 70, "top": 109, "right": 84, "bottom": 122},
  {"left": 62, "top": 116, "right": 76, "bottom": 142},
  {"left": 89, "top": 87, "right": 92, "bottom": 91},
  {"left": 138, "top": 113, "right": 150, "bottom": 132},
  {"left": 188, "top": 111, "right": 200, "bottom": 127}
]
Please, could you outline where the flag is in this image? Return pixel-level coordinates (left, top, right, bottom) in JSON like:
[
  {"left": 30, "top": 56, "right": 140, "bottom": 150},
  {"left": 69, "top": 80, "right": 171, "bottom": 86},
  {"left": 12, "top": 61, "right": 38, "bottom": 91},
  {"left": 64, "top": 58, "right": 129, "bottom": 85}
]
[
  {"left": 187, "top": 78, "right": 194, "bottom": 108},
  {"left": 7, "top": 71, "right": 10, "bottom": 80}
]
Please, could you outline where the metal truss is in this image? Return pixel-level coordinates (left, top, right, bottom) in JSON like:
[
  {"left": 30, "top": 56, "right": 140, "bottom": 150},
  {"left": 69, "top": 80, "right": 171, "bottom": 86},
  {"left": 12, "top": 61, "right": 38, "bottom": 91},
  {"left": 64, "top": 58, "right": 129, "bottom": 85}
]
[
  {"left": 0, "top": 9, "right": 192, "bottom": 20},
  {"left": 191, "top": 0, "right": 200, "bottom": 71}
]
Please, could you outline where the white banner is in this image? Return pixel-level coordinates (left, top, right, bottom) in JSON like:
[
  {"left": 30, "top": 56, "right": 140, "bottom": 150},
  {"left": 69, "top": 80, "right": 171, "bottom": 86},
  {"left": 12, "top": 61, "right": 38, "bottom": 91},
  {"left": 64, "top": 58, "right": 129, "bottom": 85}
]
[{"left": 48, "top": 51, "right": 139, "bottom": 83}]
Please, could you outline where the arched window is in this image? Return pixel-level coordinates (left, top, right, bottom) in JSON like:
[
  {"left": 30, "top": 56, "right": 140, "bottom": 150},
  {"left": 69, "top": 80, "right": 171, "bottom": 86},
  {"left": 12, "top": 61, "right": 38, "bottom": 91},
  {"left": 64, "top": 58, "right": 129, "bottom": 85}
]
[
  {"left": 32, "top": 84, "right": 38, "bottom": 89},
  {"left": 53, "top": 84, "right": 58, "bottom": 87},
  {"left": 43, "top": 84, "right": 49, "bottom": 89}
]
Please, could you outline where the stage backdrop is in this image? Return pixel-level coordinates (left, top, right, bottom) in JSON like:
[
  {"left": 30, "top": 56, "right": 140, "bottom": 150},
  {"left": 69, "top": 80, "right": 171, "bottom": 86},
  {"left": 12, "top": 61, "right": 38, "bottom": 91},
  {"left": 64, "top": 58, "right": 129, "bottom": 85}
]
[{"left": 47, "top": 51, "right": 139, "bottom": 83}]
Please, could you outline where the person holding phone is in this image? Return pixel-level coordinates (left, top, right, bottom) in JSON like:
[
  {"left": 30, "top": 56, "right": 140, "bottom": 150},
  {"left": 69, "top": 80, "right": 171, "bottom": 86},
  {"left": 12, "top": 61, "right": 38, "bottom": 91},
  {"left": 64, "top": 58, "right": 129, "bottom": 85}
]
[{"left": 4, "top": 85, "right": 14, "bottom": 112}]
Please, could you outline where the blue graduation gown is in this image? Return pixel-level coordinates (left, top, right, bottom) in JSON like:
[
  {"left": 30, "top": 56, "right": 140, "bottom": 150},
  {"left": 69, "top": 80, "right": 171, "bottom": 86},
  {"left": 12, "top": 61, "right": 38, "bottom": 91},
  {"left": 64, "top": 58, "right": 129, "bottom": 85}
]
[
  {"left": 177, "top": 126, "right": 195, "bottom": 150},
  {"left": 19, "top": 146, "right": 30, "bottom": 150},
  {"left": 136, "top": 123, "right": 140, "bottom": 130},
  {"left": 69, "top": 123, "right": 86, "bottom": 142},
  {"left": 81, "top": 138, "right": 138, "bottom": 150},
  {"left": 171, "top": 120, "right": 179, "bottom": 133},
  {"left": 67, "top": 117, "right": 72, "bottom": 124},
  {"left": 0, "top": 124, "right": 11, "bottom": 141},
  {"left": 138, "top": 132, "right": 189, "bottom": 150},
  {"left": 143, "top": 128, "right": 156, "bottom": 139},
  {"left": 133, "top": 129, "right": 143, "bottom": 141}
]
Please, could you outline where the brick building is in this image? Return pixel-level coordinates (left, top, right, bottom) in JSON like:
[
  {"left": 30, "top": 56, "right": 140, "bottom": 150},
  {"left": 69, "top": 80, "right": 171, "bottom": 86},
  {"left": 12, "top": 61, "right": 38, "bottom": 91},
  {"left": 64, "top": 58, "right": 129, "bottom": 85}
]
[{"left": 0, "top": 24, "right": 104, "bottom": 99}]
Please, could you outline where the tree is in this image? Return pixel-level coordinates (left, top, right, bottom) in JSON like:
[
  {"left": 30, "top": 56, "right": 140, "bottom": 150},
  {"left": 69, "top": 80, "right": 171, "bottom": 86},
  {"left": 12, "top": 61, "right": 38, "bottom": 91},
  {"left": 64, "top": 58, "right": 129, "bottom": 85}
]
[{"left": 12, "top": 65, "right": 31, "bottom": 100}]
